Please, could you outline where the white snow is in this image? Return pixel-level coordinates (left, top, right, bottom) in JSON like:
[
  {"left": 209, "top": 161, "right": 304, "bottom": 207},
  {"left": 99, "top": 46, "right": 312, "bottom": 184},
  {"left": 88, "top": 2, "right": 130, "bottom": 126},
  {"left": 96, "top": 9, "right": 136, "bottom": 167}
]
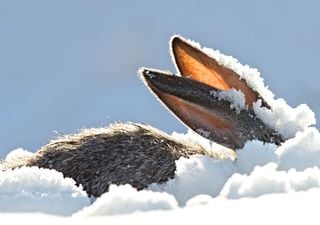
[
  {"left": 148, "top": 155, "right": 234, "bottom": 205},
  {"left": 0, "top": 166, "right": 90, "bottom": 215},
  {"left": 210, "top": 88, "right": 247, "bottom": 113},
  {"left": 254, "top": 99, "right": 316, "bottom": 139},
  {"left": 1, "top": 35, "right": 320, "bottom": 223},
  {"left": 277, "top": 127, "right": 320, "bottom": 170},
  {"left": 5, "top": 148, "right": 34, "bottom": 161},
  {"left": 76, "top": 184, "right": 177, "bottom": 216}
]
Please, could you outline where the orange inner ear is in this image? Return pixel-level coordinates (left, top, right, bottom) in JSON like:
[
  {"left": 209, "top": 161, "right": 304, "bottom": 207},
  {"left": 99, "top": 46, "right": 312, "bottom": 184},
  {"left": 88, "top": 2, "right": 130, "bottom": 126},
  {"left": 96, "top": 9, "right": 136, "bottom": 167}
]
[
  {"left": 147, "top": 83, "right": 239, "bottom": 149},
  {"left": 172, "top": 37, "right": 259, "bottom": 108}
]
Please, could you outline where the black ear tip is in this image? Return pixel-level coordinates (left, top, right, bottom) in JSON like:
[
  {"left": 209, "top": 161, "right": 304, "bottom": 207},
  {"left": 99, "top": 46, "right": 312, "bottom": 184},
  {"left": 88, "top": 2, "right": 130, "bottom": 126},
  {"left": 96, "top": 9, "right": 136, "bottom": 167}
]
[
  {"left": 138, "top": 67, "right": 157, "bottom": 81},
  {"left": 138, "top": 67, "right": 147, "bottom": 76},
  {"left": 170, "top": 35, "right": 185, "bottom": 47}
]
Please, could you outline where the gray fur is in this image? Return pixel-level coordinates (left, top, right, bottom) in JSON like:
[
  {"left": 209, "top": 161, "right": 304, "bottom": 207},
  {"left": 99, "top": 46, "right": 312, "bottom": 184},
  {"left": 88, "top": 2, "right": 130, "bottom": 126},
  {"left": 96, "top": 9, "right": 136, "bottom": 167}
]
[{"left": 2, "top": 122, "right": 225, "bottom": 197}]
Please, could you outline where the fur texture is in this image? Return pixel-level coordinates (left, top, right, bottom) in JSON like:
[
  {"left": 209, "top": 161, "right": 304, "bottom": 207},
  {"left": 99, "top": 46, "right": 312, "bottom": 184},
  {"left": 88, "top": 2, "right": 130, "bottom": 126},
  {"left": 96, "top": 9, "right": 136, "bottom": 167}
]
[{"left": 1, "top": 122, "right": 227, "bottom": 197}]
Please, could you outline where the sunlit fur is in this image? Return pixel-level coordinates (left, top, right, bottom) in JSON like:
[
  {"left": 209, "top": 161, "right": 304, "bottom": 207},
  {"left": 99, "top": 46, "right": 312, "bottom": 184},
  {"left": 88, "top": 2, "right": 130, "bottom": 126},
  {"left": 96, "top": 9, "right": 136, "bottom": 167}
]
[{"left": 1, "top": 122, "right": 232, "bottom": 197}]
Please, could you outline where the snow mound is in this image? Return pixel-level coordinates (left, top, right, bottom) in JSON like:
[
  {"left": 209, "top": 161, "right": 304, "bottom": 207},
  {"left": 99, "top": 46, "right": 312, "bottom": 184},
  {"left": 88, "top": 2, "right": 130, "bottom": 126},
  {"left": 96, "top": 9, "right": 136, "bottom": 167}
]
[
  {"left": 254, "top": 99, "right": 316, "bottom": 139},
  {"left": 159, "top": 126, "right": 320, "bottom": 205},
  {"left": 0, "top": 166, "right": 90, "bottom": 215},
  {"left": 5, "top": 148, "right": 34, "bottom": 161},
  {"left": 221, "top": 163, "right": 320, "bottom": 198},
  {"left": 76, "top": 184, "right": 177, "bottom": 216},
  {"left": 148, "top": 156, "right": 234, "bottom": 204},
  {"left": 277, "top": 127, "right": 320, "bottom": 170}
]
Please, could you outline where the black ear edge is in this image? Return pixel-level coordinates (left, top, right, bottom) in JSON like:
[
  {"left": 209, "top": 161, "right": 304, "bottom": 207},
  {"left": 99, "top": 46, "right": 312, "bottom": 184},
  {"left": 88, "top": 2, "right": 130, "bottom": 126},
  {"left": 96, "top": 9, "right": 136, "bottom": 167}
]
[{"left": 137, "top": 67, "right": 248, "bottom": 151}]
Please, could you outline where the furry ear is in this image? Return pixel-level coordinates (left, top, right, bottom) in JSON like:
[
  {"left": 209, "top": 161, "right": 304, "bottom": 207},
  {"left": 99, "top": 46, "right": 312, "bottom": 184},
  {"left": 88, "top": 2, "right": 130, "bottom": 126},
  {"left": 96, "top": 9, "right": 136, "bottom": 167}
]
[
  {"left": 139, "top": 68, "right": 283, "bottom": 150},
  {"left": 170, "top": 35, "right": 265, "bottom": 108},
  {"left": 139, "top": 68, "right": 241, "bottom": 150}
]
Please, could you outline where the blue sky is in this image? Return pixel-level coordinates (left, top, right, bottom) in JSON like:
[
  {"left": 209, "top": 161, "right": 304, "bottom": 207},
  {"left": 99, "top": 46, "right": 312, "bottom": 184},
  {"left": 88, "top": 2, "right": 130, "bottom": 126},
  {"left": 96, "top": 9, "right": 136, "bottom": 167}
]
[{"left": 0, "top": 0, "right": 319, "bottom": 155}]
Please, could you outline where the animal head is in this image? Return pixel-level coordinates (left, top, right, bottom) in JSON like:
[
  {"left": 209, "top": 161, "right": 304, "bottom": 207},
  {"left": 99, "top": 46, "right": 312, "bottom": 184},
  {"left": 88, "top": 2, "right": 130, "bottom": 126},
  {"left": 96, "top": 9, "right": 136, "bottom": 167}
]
[{"left": 139, "top": 35, "right": 283, "bottom": 151}]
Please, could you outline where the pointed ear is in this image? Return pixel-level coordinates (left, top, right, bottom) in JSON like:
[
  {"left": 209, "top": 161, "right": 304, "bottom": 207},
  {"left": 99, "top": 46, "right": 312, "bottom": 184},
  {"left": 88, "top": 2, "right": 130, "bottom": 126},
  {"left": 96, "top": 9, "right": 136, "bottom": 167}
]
[
  {"left": 139, "top": 68, "right": 259, "bottom": 150},
  {"left": 171, "top": 35, "right": 264, "bottom": 108}
]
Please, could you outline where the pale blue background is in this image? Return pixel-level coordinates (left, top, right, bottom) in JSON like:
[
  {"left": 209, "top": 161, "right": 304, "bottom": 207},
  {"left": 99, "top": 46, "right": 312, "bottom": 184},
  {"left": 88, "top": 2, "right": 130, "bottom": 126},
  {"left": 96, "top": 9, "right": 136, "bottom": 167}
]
[{"left": 1, "top": 1, "right": 319, "bottom": 156}]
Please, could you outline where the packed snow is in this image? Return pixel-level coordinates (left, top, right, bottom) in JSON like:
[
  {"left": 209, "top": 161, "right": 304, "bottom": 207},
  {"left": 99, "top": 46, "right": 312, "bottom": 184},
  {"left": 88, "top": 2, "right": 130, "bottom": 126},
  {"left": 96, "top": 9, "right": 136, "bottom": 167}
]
[{"left": 1, "top": 36, "right": 319, "bottom": 223}]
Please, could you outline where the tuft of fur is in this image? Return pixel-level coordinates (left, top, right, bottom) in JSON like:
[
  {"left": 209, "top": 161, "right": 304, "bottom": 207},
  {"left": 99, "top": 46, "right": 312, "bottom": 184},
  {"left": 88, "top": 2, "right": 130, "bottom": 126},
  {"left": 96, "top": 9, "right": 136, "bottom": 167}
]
[{"left": 1, "top": 122, "right": 231, "bottom": 197}]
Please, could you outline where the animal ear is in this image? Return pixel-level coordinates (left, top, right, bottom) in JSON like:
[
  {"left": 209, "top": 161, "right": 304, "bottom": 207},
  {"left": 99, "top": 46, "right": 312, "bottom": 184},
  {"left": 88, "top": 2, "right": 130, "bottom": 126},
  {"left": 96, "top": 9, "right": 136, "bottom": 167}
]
[
  {"left": 139, "top": 68, "right": 255, "bottom": 150},
  {"left": 171, "top": 35, "right": 264, "bottom": 108}
]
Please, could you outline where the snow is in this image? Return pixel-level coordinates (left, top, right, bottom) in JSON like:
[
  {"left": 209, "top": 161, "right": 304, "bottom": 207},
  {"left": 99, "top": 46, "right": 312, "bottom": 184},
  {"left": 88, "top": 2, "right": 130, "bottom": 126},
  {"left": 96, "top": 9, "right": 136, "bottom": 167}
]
[
  {"left": 76, "top": 184, "right": 177, "bottom": 216},
  {"left": 277, "top": 127, "right": 320, "bottom": 170},
  {"left": 0, "top": 166, "right": 90, "bottom": 215},
  {"left": 1, "top": 191, "right": 320, "bottom": 224},
  {"left": 210, "top": 88, "right": 247, "bottom": 113},
  {"left": 148, "top": 156, "right": 234, "bottom": 205},
  {"left": 3, "top": 126, "right": 320, "bottom": 223},
  {"left": 254, "top": 99, "right": 316, "bottom": 139},
  {"left": 1, "top": 35, "right": 320, "bottom": 223}
]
